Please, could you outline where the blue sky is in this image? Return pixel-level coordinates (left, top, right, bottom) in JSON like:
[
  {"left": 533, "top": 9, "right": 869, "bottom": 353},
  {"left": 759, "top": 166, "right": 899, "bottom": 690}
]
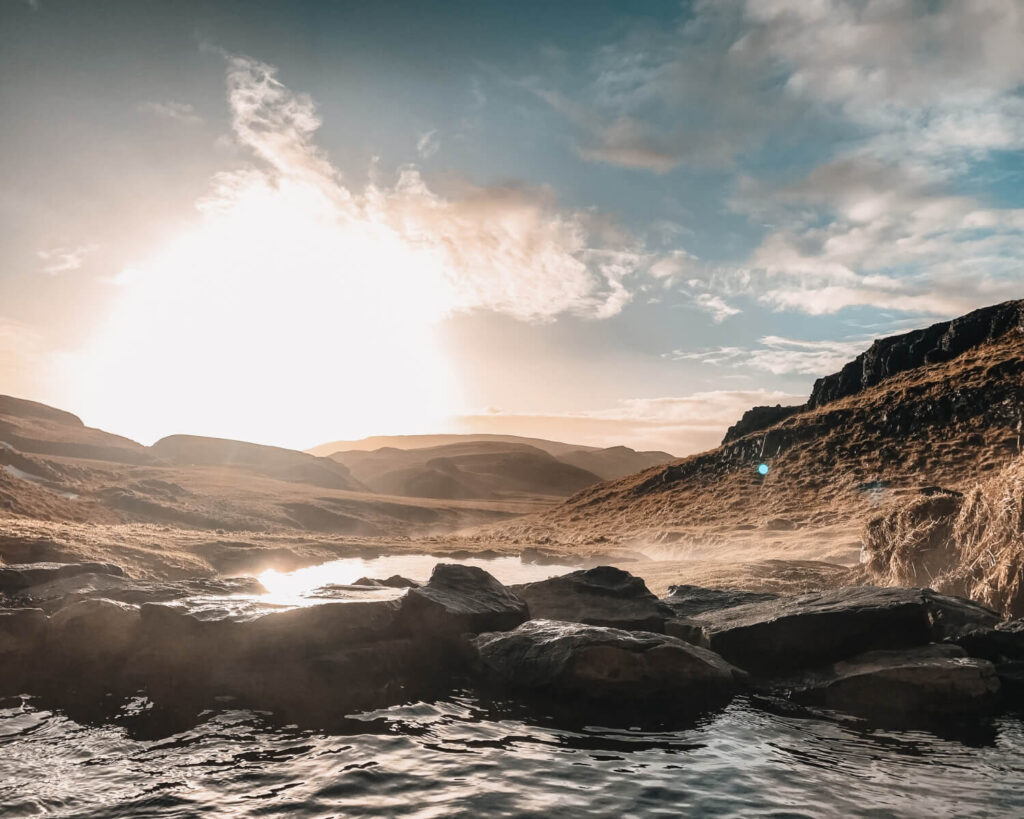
[{"left": 1, "top": 0, "right": 1022, "bottom": 453}]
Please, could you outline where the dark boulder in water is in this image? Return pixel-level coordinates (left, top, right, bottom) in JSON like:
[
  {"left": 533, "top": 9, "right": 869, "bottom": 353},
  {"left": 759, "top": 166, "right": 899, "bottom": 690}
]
[
  {"left": 691, "top": 586, "right": 998, "bottom": 675},
  {"left": 50, "top": 598, "right": 141, "bottom": 662},
  {"left": 0, "top": 607, "right": 47, "bottom": 657},
  {"left": 783, "top": 644, "right": 1001, "bottom": 722},
  {"left": 512, "top": 566, "right": 672, "bottom": 633},
  {"left": 473, "top": 619, "right": 745, "bottom": 709},
  {"left": 399, "top": 563, "right": 528, "bottom": 638}
]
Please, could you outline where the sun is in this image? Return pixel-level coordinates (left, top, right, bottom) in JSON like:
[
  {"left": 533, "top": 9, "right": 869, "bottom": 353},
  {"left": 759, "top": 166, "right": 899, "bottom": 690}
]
[{"left": 56, "top": 175, "right": 461, "bottom": 448}]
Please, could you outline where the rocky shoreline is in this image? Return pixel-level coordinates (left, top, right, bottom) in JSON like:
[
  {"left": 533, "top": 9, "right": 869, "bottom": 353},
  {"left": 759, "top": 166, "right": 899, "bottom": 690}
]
[{"left": 2, "top": 560, "right": 1022, "bottom": 731}]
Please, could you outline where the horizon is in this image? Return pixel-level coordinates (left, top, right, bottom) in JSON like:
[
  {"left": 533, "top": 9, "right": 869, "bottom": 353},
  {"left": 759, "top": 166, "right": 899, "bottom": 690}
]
[{"left": 2, "top": 1, "right": 1023, "bottom": 455}]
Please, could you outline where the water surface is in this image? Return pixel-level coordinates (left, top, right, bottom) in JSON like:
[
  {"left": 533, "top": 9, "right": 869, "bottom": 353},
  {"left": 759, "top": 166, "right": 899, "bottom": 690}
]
[{"left": 3, "top": 694, "right": 1023, "bottom": 818}]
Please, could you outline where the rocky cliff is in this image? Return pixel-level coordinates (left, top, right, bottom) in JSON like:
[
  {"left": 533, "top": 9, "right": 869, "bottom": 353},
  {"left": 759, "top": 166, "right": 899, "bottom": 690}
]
[{"left": 808, "top": 299, "right": 1024, "bottom": 409}]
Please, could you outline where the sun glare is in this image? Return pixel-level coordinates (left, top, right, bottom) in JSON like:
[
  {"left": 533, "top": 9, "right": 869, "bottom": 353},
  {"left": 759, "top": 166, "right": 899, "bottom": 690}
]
[{"left": 56, "top": 174, "right": 461, "bottom": 447}]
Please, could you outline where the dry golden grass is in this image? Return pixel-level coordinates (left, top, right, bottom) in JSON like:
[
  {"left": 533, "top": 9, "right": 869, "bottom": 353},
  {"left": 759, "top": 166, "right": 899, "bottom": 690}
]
[{"left": 864, "top": 452, "right": 1024, "bottom": 617}]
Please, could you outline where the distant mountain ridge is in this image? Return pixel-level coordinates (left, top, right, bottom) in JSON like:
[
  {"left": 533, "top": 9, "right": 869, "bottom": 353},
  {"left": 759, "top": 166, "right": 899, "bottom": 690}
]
[{"left": 313, "top": 435, "right": 676, "bottom": 498}]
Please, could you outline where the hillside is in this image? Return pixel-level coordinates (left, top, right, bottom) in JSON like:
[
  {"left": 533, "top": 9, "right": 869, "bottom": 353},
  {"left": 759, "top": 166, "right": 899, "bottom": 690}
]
[
  {"left": 152, "top": 434, "right": 367, "bottom": 492},
  {"left": 487, "top": 300, "right": 1024, "bottom": 565}
]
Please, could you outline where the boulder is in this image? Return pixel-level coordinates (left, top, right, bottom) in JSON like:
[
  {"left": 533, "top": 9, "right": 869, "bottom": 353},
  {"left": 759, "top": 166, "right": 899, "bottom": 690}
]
[
  {"left": 473, "top": 619, "right": 745, "bottom": 709},
  {"left": 946, "top": 618, "right": 1024, "bottom": 662},
  {"left": 49, "top": 598, "right": 141, "bottom": 662},
  {"left": 661, "top": 585, "right": 779, "bottom": 618},
  {"left": 512, "top": 566, "right": 672, "bottom": 632},
  {"left": 691, "top": 586, "right": 998, "bottom": 675},
  {"left": 0, "top": 607, "right": 47, "bottom": 656},
  {"left": 399, "top": 564, "right": 528, "bottom": 638},
  {"left": 664, "top": 617, "right": 705, "bottom": 645},
  {"left": 785, "top": 644, "right": 1001, "bottom": 721},
  {"left": 0, "top": 562, "right": 124, "bottom": 594}
]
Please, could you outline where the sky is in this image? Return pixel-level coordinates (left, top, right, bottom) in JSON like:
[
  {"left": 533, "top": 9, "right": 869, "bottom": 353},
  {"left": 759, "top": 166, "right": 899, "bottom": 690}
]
[{"left": 1, "top": 0, "right": 1022, "bottom": 455}]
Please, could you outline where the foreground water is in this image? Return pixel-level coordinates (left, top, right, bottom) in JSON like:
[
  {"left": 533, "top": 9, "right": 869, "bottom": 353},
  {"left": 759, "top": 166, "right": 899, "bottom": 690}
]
[{"left": 3, "top": 693, "right": 1024, "bottom": 818}]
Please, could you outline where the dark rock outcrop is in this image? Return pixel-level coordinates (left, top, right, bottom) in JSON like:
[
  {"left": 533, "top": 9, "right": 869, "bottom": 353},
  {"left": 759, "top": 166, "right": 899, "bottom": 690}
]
[
  {"left": 784, "top": 644, "right": 1001, "bottom": 721},
  {"left": 399, "top": 563, "right": 528, "bottom": 638},
  {"left": 808, "top": 299, "right": 1024, "bottom": 409},
  {"left": 691, "top": 586, "right": 998, "bottom": 675},
  {"left": 473, "top": 619, "right": 745, "bottom": 708},
  {"left": 722, "top": 404, "right": 803, "bottom": 444},
  {"left": 512, "top": 566, "right": 673, "bottom": 632}
]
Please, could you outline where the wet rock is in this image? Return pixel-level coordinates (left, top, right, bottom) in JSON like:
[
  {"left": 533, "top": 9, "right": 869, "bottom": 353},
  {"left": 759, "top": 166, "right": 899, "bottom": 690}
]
[
  {"left": 473, "top": 619, "right": 745, "bottom": 708},
  {"left": 664, "top": 618, "right": 704, "bottom": 645},
  {"left": 0, "top": 561, "right": 124, "bottom": 594},
  {"left": 947, "top": 619, "right": 1024, "bottom": 662},
  {"left": 512, "top": 566, "right": 672, "bottom": 632},
  {"left": 353, "top": 575, "right": 419, "bottom": 588},
  {"left": 0, "top": 607, "right": 47, "bottom": 656},
  {"left": 399, "top": 564, "right": 527, "bottom": 638},
  {"left": 785, "top": 644, "right": 1001, "bottom": 721},
  {"left": 692, "top": 586, "right": 997, "bottom": 675},
  {"left": 661, "top": 585, "right": 779, "bottom": 619}
]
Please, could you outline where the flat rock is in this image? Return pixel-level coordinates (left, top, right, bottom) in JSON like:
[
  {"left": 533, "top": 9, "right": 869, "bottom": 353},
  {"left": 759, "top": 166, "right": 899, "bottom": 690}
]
[
  {"left": 16, "top": 573, "right": 266, "bottom": 613},
  {"left": 399, "top": 564, "right": 528, "bottom": 637},
  {"left": 0, "top": 562, "right": 125, "bottom": 594},
  {"left": 785, "top": 644, "right": 1001, "bottom": 720},
  {"left": 661, "top": 585, "right": 779, "bottom": 618},
  {"left": 473, "top": 619, "right": 745, "bottom": 707},
  {"left": 691, "top": 586, "right": 998, "bottom": 675},
  {"left": 512, "top": 566, "right": 672, "bottom": 632}
]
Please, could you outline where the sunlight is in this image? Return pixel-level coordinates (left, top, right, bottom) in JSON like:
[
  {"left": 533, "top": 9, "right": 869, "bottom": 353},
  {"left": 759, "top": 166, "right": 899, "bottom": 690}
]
[{"left": 56, "top": 174, "right": 461, "bottom": 447}]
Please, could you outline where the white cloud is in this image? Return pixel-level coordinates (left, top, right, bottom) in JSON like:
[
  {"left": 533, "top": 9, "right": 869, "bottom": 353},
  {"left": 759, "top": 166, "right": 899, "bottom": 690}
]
[
  {"left": 528, "top": 0, "right": 1024, "bottom": 319},
  {"left": 36, "top": 243, "right": 98, "bottom": 275},
  {"left": 669, "top": 335, "right": 871, "bottom": 376},
  {"left": 734, "top": 155, "right": 1024, "bottom": 315},
  {"left": 209, "top": 55, "right": 644, "bottom": 323},
  {"left": 416, "top": 129, "right": 440, "bottom": 159},
  {"left": 138, "top": 101, "right": 203, "bottom": 125}
]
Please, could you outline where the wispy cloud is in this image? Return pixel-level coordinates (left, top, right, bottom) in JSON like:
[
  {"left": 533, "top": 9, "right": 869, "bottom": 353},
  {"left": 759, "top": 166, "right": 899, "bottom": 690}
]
[
  {"left": 668, "top": 335, "right": 872, "bottom": 376},
  {"left": 36, "top": 243, "right": 97, "bottom": 275},
  {"left": 138, "top": 100, "right": 203, "bottom": 125},
  {"left": 416, "top": 129, "right": 440, "bottom": 159}
]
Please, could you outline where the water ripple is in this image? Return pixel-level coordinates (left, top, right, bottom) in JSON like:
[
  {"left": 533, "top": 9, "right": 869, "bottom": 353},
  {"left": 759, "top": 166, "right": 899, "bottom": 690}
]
[{"left": 2, "top": 694, "right": 1024, "bottom": 817}]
